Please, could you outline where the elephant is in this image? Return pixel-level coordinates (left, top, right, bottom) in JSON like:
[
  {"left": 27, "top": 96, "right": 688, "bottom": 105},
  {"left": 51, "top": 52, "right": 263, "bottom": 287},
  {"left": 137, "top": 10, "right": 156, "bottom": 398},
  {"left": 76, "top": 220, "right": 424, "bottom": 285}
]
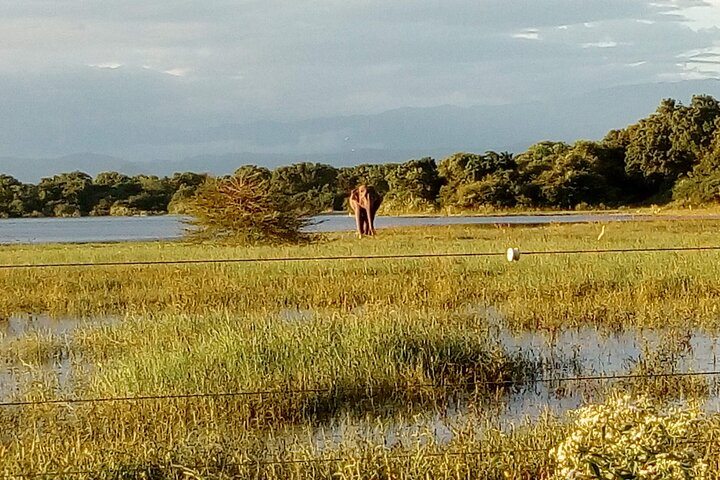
[{"left": 349, "top": 185, "right": 383, "bottom": 237}]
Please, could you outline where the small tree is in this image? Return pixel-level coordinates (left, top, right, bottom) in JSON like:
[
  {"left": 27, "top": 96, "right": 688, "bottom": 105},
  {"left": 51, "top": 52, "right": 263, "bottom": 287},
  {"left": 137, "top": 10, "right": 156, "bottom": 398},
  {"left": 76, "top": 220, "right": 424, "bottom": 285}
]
[{"left": 186, "top": 170, "right": 315, "bottom": 244}]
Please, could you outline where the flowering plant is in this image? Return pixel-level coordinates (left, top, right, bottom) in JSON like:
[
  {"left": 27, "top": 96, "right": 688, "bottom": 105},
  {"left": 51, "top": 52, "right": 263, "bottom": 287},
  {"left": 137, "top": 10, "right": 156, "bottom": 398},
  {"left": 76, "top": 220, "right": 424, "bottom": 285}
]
[{"left": 550, "top": 394, "right": 707, "bottom": 479}]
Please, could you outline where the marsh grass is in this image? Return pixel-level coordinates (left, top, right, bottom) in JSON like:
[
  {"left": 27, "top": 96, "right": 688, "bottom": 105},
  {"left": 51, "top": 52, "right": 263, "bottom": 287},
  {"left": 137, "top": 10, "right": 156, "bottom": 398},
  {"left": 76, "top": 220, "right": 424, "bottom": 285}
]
[
  {"left": 7, "top": 400, "right": 720, "bottom": 479},
  {"left": 0, "top": 407, "right": 567, "bottom": 479},
  {"left": 66, "top": 311, "right": 538, "bottom": 424},
  {"left": 618, "top": 330, "right": 713, "bottom": 400},
  {"left": 1, "top": 220, "right": 720, "bottom": 332},
  {"left": 3, "top": 219, "right": 720, "bottom": 476},
  {"left": 0, "top": 309, "right": 554, "bottom": 478}
]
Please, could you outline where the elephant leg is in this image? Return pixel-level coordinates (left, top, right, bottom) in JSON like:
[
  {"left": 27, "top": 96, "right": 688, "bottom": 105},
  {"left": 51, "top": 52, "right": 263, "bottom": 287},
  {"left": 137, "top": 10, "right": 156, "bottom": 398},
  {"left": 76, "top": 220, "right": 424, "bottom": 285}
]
[
  {"left": 368, "top": 207, "right": 377, "bottom": 235},
  {"left": 360, "top": 210, "right": 370, "bottom": 235},
  {"left": 354, "top": 207, "right": 363, "bottom": 237}
]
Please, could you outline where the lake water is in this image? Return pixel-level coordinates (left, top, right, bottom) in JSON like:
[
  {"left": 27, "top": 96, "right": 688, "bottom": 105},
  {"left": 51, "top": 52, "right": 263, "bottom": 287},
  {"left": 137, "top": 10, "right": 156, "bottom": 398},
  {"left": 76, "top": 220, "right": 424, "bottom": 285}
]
[{"left": 0, "top": 212, "right": 710, "bottom": 244}]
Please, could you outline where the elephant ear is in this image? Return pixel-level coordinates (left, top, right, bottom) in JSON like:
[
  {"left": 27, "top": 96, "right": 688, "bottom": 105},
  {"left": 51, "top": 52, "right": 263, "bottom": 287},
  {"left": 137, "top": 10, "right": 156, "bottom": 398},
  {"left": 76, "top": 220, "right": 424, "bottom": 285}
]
[
  {"left": 349, "top": 188, "right": 359, "bottom": 203},
  {"left": 366, "top": 186, "right": 382, "bottom": 204}
]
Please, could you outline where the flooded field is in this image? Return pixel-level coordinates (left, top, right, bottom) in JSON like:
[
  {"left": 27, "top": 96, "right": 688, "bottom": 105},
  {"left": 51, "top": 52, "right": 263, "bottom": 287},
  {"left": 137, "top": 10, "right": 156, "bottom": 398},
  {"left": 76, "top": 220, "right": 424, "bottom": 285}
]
[
  {"left": 2, "top": 220, "right": 720, "bottom": 477},
  {"left": 4, "top": 310, "right": 719, "bottom": 422},
  {"left": 0, "top": 314, "right": 118, "bottom": 402}
]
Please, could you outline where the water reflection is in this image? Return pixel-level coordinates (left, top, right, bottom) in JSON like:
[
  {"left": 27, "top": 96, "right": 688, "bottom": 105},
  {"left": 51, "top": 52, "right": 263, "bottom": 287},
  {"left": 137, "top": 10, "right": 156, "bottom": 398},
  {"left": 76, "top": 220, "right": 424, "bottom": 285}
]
[
  {"left": 1, "top": 312, "right": 719, "bottom": 438},
  {"left": 0, "top": 313, "right": 118, "bottom": 341},
  {"left": 0, "top": 314, "right": 118, "bottom": 401}
]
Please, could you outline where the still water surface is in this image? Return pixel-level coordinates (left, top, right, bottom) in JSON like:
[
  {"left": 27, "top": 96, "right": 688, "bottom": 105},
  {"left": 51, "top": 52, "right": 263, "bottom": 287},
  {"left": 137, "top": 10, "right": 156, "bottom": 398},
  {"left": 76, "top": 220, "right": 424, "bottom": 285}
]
[
  {"left": 0, "top": 212, "right": 706, "bottom": 244},
  {"left": 3, "top": 312, "right": 718, "bottom": 428}
]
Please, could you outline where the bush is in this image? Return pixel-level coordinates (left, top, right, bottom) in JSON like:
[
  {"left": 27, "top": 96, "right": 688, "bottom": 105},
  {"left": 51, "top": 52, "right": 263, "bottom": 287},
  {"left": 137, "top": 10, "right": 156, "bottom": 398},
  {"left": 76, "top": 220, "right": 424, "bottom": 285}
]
[
  {"left": 186, "top": 170, "right": 315, "bottom": 244},
  {"left": 379, "top": 194, "right": 438, "bottom": 214},
  {"left": 551, "top": 395, "right": 707, "bottom": 479}
]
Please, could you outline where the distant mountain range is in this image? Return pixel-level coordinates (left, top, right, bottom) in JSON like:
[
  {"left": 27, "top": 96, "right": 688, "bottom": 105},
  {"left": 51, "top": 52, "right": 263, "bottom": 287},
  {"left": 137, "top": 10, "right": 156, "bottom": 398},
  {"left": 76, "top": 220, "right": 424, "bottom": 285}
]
[{"left": 2, "top": 79, "right": 718, "bottom": 183}]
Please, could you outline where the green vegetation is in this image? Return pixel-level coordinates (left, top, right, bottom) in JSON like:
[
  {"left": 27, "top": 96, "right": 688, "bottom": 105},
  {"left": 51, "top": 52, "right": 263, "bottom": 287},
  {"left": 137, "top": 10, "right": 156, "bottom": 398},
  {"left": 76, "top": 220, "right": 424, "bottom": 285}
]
[
  {"left": 0, "top": 170, "right": 207, "bottom": 217},
  {"left": 10, "top": 311, "right": 538, "bottom": 424},
  {"left": 4, "top": 219, "right": 720, "bottom": 477},
  {"left": 2, "top": 95, "right": 720, "bottom": 218},
  {"left": 1, "top": 220, "right": 720, "bottom": 331},
  {"left": 551, "top": 395, "right": 707, "bottom": 479},
  {"left": 187, "top": 169, "right": 314, "bottom": 243}
]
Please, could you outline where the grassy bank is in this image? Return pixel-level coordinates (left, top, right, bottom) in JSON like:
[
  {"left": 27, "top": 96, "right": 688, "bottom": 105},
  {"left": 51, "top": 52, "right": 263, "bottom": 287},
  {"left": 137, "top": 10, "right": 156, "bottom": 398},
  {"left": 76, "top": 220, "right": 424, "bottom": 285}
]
[{"left": 1, "top": 219, "right": 720, "bottom": 330}]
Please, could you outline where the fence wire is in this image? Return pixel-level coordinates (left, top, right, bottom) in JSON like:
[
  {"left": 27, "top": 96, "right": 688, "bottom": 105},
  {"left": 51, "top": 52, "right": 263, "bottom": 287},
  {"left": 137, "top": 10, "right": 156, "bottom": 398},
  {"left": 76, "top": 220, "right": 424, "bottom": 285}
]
[
  {"left": 2, "top": 369, "right": 720, "bottom": 408},
  {"left": 0, "top": 245, "right": 719, "bottom": 269},
  {"left": 3, "top": 243, "right": 720, "bottom": 476}
]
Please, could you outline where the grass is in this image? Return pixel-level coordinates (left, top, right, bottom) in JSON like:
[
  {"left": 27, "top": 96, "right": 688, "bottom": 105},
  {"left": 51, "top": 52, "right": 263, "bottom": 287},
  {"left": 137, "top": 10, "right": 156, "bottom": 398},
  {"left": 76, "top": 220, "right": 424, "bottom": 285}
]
[
  {"left": 2, "top": 218, "right": 720, "bottom": 477},
  {"left": 5, "top": 395, "right": 720, "bottom": 478},
  {"left": 1, "top": 220, "right": 720, "bottom": 331},
  {"left": 7, "top": 310, "right": 540, "bottom": 423},
  {"left": 1, "top": 312, "right": 717, "bottom": 477},
  {"left": 0, "top": 309, "right": 554, "bottom": 478},
  {"left": 0, "top": 404, "right": 566, "bottom": 479}
]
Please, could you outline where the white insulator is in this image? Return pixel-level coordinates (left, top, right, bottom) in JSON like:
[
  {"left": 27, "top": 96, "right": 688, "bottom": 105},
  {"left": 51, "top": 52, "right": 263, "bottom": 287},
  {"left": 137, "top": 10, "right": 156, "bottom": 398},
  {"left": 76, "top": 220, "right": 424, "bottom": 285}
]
[{"left": 506, "top": 247, "right": 520, "bottom": 262}]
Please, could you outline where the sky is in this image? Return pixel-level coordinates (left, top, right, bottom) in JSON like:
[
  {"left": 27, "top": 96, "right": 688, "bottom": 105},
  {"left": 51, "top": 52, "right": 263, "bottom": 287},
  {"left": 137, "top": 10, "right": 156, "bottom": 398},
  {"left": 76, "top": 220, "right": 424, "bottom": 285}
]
[{"left": 0, "top": 0, "right": 719, "bottom": 161}]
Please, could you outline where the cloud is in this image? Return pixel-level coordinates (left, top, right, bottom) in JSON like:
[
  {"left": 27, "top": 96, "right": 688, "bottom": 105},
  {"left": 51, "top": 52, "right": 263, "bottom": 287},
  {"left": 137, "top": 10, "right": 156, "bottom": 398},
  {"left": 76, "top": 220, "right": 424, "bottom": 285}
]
[
  {"left": 0, "top": 0, "right": 717, "bottom": 158},
  {"left": 581, "top": 41, "right": 624, "bottom": 48},
  {"left": 513, "top": 30, "right": 541, "bottom": 40},
  {"left": 89, "top": 62, "right": 123, "bottom": 69}
]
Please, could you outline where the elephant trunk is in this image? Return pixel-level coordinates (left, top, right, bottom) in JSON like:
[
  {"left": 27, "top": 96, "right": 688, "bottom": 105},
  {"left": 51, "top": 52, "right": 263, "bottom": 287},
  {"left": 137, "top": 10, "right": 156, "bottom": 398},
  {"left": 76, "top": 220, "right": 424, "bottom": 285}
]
[{"left": 361, "top": 195, "right": 371, "bottom": 212}]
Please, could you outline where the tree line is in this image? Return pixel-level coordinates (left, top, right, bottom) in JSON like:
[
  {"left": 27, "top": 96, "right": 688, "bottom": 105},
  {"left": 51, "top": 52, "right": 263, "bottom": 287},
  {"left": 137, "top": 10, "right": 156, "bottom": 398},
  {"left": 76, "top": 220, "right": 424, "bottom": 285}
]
[{"left": 1, "top": 94, "right": 719, "bottom": 218}]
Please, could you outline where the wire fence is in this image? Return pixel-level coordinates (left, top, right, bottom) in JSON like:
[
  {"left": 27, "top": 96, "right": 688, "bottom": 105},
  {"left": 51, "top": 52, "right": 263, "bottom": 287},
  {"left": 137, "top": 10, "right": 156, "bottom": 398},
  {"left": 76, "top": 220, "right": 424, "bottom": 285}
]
[
  {"left": 3, "top": 244, "right": 720, "bottom": 476},
  {"left": 5, "top": 364, "right": 720, "bottom": 476},
  {"left": 0, "top": 245, "right": 719, "bottom": 269},
  {"left": 3, "top": 369, "right": 720, "bottom": 408}
]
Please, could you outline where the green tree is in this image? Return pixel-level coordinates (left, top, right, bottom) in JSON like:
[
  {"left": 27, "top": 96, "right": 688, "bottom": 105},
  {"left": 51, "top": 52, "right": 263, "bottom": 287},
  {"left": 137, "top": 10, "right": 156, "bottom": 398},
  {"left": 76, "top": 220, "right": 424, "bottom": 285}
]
[
  {"left": 534, "top": 150, "right": 609, "bottom": 208},
  {"left": 672, "top": 126, "right": 720, "bottom": 204},
  {"left": 37, "top": 171, "right": 94, "bottom": 216},
  {"left": 233, "top": 165, "right": 271, "bottom": 181},
  {"left": 270, "top": 162, "right": 338, "bottom": 213},
  {"left": 0, "top": 175, "right": 33, "bottom": 217},
  {"left": 623, "top": 96, "right": 720, "bottom": 197},
  {"left": 187, "top": 170, "right": 313, "bottom": 244},
  {"left": 514, "top": 141, "right": 571, "bottom": 205},
  {"left": 90, "top": 172, "right": 143, "bottom": 215},
  {"left": 384, "top": 157, "right": 442, "bottom": 211},
  {"left": 451, "top": 172, "right": 517, "bottom": 209},
  {"left": 514, "top": 141, "right": 623, "bottom": 208},
  {"left": 123, "top": 175, "right": 174, "bottom": 213},
  {"left": 438, "top": 151, "right": 517, "bottom": 208},
  {"left": 671, "top": 95, "right": 720, "bottom": 160},
  {"left": 168, "top": 172, "right": 208, "bottom": 214}
]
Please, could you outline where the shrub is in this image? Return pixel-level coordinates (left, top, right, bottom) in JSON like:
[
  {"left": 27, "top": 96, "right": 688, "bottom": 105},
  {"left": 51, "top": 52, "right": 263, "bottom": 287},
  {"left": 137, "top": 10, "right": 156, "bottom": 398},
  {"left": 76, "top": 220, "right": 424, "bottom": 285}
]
[
  {"left": 551, "top": 395, "right": 707, "bottom": 479},
  {"left": 186, "top": 170, "right": 314, "bottom": 244}
]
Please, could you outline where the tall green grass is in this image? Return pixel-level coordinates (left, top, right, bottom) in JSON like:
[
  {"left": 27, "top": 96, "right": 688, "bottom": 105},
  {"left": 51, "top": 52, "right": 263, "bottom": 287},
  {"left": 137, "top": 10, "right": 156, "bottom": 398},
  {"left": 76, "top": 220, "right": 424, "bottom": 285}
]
[
  {"left": 6, "top": 399, "right": 720, "bottom": 479},
  {"left": 5, "top": 311, "right": 536, "bottom": 423},
  {"left": 1, "top": 220, "right": 720, "bottom": 330},
  {"left": 0, "top": 405, "right": 566, "bottom": 479},
  {"left": 2, "top": 219, "right": 720, "bottom": 477}
]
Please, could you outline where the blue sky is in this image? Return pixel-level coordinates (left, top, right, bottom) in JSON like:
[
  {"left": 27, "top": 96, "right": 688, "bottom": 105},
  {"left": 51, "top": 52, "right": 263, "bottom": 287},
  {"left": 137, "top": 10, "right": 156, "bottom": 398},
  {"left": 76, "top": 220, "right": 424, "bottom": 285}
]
[{"left": 0, "top": 0, "right": 718, "bottom": 160}]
